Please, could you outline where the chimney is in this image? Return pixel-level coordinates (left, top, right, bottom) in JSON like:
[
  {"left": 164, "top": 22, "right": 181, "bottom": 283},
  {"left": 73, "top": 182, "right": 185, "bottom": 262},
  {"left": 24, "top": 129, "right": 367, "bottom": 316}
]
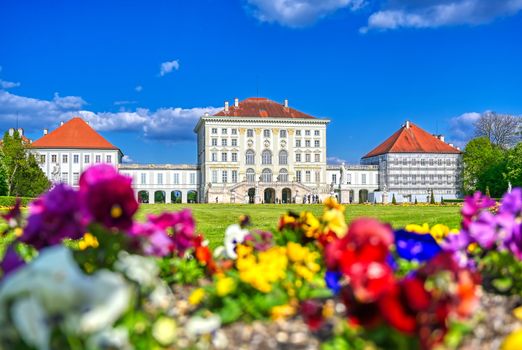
[
  {"left": 204, "top": 112, "right": 209, "bottom": 117},
  {"left": 439, "top": 135, "right": 445, "bottom": 142},
  {"left": 224, "top": 101, "right": 229, "bottom": 112},
  {"left": 17, "top": 128, "right": 23, "bottom": 136},
  {"left": 449, "top": 143, "right": 454, "bottom": 147},
  {"left": 405, "top": 120, "right": 410, "bottom": 129},
  {"left": 43, "top": 128, "right": 48, "bottom": 135},
  {"left": 234, "top": 98, "right": 239, "bottom": 107},
  {"left": 8, "top": 128, "right": 14, "bottom": 136},
  {"left": 60, "top": 121, "right": 64, "bottom": 126},
  {"left": 284, "top": 99, "right": 289, "bottom": 108}
]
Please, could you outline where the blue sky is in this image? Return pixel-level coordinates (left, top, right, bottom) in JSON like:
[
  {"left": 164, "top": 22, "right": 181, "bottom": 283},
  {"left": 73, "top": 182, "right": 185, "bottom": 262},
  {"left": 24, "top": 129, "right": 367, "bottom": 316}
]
[{"left": 1, "top": 0, "right": 521, "bottom": 164}]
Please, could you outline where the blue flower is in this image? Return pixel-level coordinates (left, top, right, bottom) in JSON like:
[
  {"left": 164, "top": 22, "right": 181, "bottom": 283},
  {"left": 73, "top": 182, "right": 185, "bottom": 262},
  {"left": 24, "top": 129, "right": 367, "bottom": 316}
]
[
  {"left": 394, "top": 229, "right": 441, "bottom": 262},
  {"left": 325, "top": 270, "right": 342, "bottom": 295}
]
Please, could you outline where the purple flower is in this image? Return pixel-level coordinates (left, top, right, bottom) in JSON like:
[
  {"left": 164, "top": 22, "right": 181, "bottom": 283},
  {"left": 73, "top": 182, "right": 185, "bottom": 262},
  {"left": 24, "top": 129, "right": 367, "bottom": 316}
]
[
  {"left": 394, "top": 229, "right": 441, "bottom": 262},
  {"left": 131, "top": 221, "right": 175, "bottom": 256},
  {"left": 468, "top": 211, "right": 498, "bottom": 249},
  {"left": 0, "top": 246, "right": 25, "bottom": 278},
  {"left": 244, "top": 230, "right": 273, "bottom": 251},
  {"left": 462, "top": 192, "right": 496, "bottom": 230},
  {"left": 441, "top": 231, "right": 474, "bottom": 268},
  {"left": 2, "top": 198, "right": 22, "bottom": 227},
  {"left": 79, "top": 164, "right": 138, "bottom": 231},
  {"left": 500, "top": 188, "right": 522, "bottom": 216},
  {"left": 21, "top": 184, "right": 85, "bottom": 249}
]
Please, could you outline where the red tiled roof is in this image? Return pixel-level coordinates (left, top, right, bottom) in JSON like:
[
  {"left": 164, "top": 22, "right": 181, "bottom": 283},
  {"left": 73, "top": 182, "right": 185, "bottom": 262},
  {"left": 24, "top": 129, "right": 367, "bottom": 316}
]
[
  {"left": 362, "top": 122, "right": 461, "bottom": 158},
  {"left": 32, "top": 117, "right": 119, "bottom": 150},
  {"left": 213, "top": 97, "right": 316, "bottom": 119}
]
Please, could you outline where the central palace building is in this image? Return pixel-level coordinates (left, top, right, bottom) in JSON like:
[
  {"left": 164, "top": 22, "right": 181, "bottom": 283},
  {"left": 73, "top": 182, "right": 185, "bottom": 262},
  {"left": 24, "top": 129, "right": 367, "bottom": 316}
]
[{"left": 24, "top": 96, "right": 463, "bottom": 204}]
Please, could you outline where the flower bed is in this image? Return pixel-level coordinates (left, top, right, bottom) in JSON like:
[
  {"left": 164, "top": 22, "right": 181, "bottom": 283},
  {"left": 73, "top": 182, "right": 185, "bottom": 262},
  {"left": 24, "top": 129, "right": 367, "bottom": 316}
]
[{"left": 0, "top": 164, "right": 521, "bottom": 350}]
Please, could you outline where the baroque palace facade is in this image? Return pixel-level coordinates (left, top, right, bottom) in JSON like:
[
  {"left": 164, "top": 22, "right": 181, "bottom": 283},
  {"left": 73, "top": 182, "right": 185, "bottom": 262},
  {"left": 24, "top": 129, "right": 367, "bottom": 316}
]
[{"left": 26, "top": 97, "right": 463, "bottom": 204}]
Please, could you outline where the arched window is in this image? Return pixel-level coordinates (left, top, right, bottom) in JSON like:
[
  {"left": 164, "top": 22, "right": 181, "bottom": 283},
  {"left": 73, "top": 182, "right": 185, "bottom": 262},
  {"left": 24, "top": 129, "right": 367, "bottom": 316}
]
[
  {"left": 262, "top": 150, "right": 272, "bottom": 165},
  {"left": 279, "top": 168, "right": 288, "bottom": 182},
  {"left": 261, "top": 168, "right": 272, "bottom": 183},
  {"left": 245, "top": 150, "right": 255, "bottom": 165},
  {"left": 246, "top": 168, "right": 255, "bottom": 183},
  {"left": 279, "top": 150, "right": 288, "bottom": 165}
]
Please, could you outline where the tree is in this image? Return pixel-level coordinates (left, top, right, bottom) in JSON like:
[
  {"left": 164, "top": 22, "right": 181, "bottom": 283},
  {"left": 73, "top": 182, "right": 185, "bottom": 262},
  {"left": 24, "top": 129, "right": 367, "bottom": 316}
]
[
  {"left": 474, "top": 112, "right": 521, "bottom": 148},
  {"left": 504, "top": 142, "right": 522, "bottom": 189},
  {"left": 0, "top": 163, "right": 7, "bottom": 196},
  {"left": 430, "top": 190, "right": 436, "bottom": 205},
  {"left": 485, "top": 186, "right": 491, "bottom": 197},
  {"left": 391, "top": 194, "right": 397, "bottom": 205},
  {"left": 414, "top": 198, "right": 418, "bottom": 205},
  {"left": 0, "top": 131, "right": 49, "bottom": 197}
]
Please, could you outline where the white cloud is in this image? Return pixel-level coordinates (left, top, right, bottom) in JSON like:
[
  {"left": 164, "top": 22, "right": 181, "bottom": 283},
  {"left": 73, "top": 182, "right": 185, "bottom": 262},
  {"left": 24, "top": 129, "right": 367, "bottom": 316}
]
[
  {"left": 0, "top": 90, "right": 219, "bottom": 143},
  {"left": 362, "top": 0, "right": 522, "bottom": 32},
  {"left": 135, "top": 85, "right": 143, "bottom": 92},
  {"left": 245, "top": 0, "right": 366, "bottom": 27},
  {"left": 327, "top": 156, "right": 347, "bottom": 165},
  {"left": 122, "top": 155, "right": 134, "bottom": 163},
  {"left": 159, "top": 60, "right": 180, "bottom": 76},
  {"left": 114, "top": 100, "right": 137, "bottom": 106},
  {"left": 0, "top": 79, "right": 21, "bottom": 89},
  {"left": 447, "top": 111, "right": 482, "bottom": 147}
]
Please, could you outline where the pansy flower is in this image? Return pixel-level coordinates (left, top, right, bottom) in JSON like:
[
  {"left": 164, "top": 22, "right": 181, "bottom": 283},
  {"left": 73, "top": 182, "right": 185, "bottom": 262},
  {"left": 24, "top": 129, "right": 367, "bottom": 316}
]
[{"left": 394, "top": 229, "right": 441, "bottom": 262}]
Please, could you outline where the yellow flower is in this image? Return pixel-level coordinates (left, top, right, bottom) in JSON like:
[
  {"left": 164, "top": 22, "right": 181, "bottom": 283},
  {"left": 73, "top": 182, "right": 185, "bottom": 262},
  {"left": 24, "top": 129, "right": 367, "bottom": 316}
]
[
  {"left": 287, "top": 242, "right": 307, "bottom": 262},
  {"left": 152, "top": 317, "right": 177, "bottom": 346},
  {"left": 324, "top": 197, "right": 345, "bottom": 212},
  {"left": 502, "top": 329, "right": 522, "bottom": 350},
  {"left": 405, "top": 223, "right": 430, "bottom": 234},
  {"left": 216, "top": 276, "right": 236, "bottom": 297},
  {"left": 270, "top": 304, "right": 296, "bottom": 320},
  {"left": 14, "top": 228, "right": 23, "bottom": 237},
  {"left": 430, "top": 224, "right": 451, "bottom": 242},
  {"left": 300, "top": 212, "right": 321, "bottom": 238},
  {"left": 189, "top": 288, "right": 205, "bottom": 305},
  {"left": 78, "top": 232, "right": 99, "bottom": 250},
  {"left": 322, "top": 208, "right": 347, "bottom": 238}
]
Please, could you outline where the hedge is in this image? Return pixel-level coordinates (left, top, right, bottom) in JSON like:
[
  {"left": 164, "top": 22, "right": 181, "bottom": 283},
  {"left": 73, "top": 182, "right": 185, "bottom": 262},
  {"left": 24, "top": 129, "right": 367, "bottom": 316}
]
[{"left": 0, "top": 196, "right": 34, "bottom": 207}]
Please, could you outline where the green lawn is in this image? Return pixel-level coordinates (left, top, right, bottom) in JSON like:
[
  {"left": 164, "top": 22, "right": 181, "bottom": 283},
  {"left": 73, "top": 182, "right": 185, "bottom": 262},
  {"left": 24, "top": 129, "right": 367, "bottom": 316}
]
[{"left": 136, "top": 204, "right": 462, "bottom": 248}]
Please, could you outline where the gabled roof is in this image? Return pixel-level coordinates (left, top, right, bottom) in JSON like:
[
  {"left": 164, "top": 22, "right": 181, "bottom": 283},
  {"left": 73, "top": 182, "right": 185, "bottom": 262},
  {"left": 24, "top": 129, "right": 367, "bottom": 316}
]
[
  {"left": 32, "top": 117, "right": 119, "bottom": 151},
  {"left": 213, "top": 97, "right": 316, "bottom": 119},
  {"left": 362, "top": 121, "right": 461, "bottom": 158}
]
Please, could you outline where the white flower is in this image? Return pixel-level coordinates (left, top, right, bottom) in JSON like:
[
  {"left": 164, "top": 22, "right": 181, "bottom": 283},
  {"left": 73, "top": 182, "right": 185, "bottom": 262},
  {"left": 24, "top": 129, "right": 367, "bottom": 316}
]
[
  {"left": 152, "top": 316, "right": 177, "bottom": 345},
  {"left": 11, "top": 296, "right": 50, "bottom": 350},
  {"left": 223, "top": 224, "right": 249, "bottom": 259},
  {"left": 114, "top": 251, "right": 159, "bottom": 288},
  {"left": 186, "top": 315, "right": 221, "bottom": 336},
  {"left": 86, "top": 327, "right": 132, "bottom": 350}
]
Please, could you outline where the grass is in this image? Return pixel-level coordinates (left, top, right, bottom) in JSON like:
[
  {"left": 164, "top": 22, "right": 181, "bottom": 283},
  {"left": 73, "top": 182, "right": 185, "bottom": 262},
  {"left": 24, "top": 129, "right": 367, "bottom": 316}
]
[{"left": 136, "top": 204, "right": 462, "bottom": 248}]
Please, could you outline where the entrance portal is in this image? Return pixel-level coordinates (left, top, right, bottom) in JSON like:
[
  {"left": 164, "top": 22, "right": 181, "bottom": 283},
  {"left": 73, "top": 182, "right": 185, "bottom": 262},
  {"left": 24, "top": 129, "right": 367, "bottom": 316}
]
[
  {"left": 264, "top": 188, "right": 276, "bottom": 204},
  {"left": 248, "top": 188, "right": 256, "bottom": 204},
  {"left": 282, "top": 188, "right": 291, "bottom": 204}
]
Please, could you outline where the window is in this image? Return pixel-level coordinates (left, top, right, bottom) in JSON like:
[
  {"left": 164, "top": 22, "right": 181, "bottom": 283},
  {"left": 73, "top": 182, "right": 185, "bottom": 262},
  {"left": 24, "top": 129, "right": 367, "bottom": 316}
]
[
  {"left": 246, "top": 168, "right": 255, "bottom": 183},
  {"left": 62, "top": 155, "right": 68, "bottom": 163},
  {"left": 305, "top": 153, "right": 311, "bottom": 162},
  {"left": 84, "top": 155, "right": 90, "bottom": 164},
  {"left": 421, "top": 159, "right": 426, "bottom": 166},
  {"left": 296, "top": 140, "right": 301, "bottom": 147},
  {"left": 41, "top": 155, "right": 46, "bottom": 163},
  {"left": 447, "top": 175, "right": 452, "bottom": 183},
  {"left": 190, "top": 173, "right": 196, "bottom": 185},
  {"left": 314, "top": 140, "right": 320, "bottom": 147},
  {"left": 402, "top": 158, "right": 407, "bottom": 166},
  {"left": 314, "top": 154, "right": 320, "bottom": 163},
  {"left": 232, "top": 152, "right": 238, "bottom": 162},
  {"left": 279, "top": 150, "right": 288, "bottom": 165},
  {"left": 305, "top": 140, "right": 311, "bottom": 147},
  {"left": 247, "top": 129, "right": 254, "bottom": 137},
  {"left": 231, "top": 129, "right": 237, "bottom": 135},
  {"left": 222, "top": 128, "right": 227, "bottom": 135},
  {"left": 73, "top": 172, "right": 80, "bottom": 186},
  {"left": 438, "top": 159, "right": 443, "bottom": 166},
  {"left": 211, "top": 128, "right": 218, "bottom": 134},
  {"left": 261, "top": 150, "right": 272, "bottom": 165},
  {"left": 305, "top": 170, "right": 311, "bottom": 182},
  {"left": 296, "top": 153, "right": 301, "bottom": 162},
  {"left": 95, "top": 155, "right": 101, "bottom": 163},
  {"left": 412, "top": 159, "right": 417, "bottom": 166},
  {"left": 438, "top": 175, "right": 443, "bottom": 184},
  {"left": 430, "top": 175, "right": 434, "bottom": 183},
  {"left": 279, "top": 168, "right": 288, "bottom": 182},
  {"left": 232, "top": 170, "right": 238, "bottom": 183},
  {"left": 73, "top": 155, "right": 79, "bottom": 164},
  {"left": 421, "top": 175, "right": 426, "bottom": 184},
  {"left": 212, "top": 138, "right": 218, "bottom": 146},
  {"left": 296, "top": 130, "right": 301, "bottom": 136},
  {"left": 61, "top": 172, "right": 69, "bottom": 184},
  {"left": 157, "top": 173, "right": 163, "bottom": 185},
  {"left": 222, "top": 170, "right": 228, "bottom": 183},
  {"left": 261, "top": 168, "right": 272, "bottom": 182},
  {"left": 403, "top": 175, "right": 408, "bottom": 184},
  {"left": 412, "top": 175, "right": 417, "bottom": 185},
  {"left": 446, "top": 159, "right": 451, "bottom": 166},
  {"left": 315, "top": 171, "right": 320, "bottom": 183},
  {"left": 106, "top": 155, "right": 112, "bottom": 163},
  {"left": 221, "top": 152, "right": 228, "bottom": 162},
  {"left": 231, "top": 139, "right": 237, "bottom": 146},
  {"left": 314, "top": 130, "right": 320, "bottom": 136},
  {"left": 280, "top": 130, "right": 287, "bottom": 138},
  {"left": 263, "top": 129, "right": 270, "bottom": 138},
  {"left": 173, "top": 173, "right": 180, "bottom": 185},
  {"left": 332, "top": 174, "right": 337, "bottom": 184},
  {"left": 429, "top": 159, "right": 434, "bottom": 166},
  {"left": 212, "top": 170, "right": 218, "bottom": 183},
  {"left": 211, "top": 153, "right": 217, "bottom": 162},
  {"left": 362, "top": 174, "right": 367, "bottom": 184},
  {"left": 305, "top": 130, "right": 311, "bottom": 136},
  {"left": 245, "top": 150, "right": 255, "bottom": 165},
  {"left": 296, "top": 170, "right": 302, "bottom": 183},
  {"left": 141, "top": 173, "right": 146, "bottom": 184},
  {"left": 221, "top": 139, "right": 227, "bottom": 146},
  {"left": 51, "top": 154, "right": 57, "bottom": 163}
]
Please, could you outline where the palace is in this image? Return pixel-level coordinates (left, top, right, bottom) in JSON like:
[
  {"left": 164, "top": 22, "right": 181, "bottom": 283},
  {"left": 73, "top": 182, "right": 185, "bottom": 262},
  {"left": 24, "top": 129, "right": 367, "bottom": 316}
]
[{"left": 23, "top": 97, "right": 462, "bottom": 204}]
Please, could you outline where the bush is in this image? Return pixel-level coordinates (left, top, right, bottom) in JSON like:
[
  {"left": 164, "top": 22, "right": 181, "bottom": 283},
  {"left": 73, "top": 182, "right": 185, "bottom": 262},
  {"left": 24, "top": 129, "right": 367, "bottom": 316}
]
[{"left": 0, "top": 196, "right": 33, "bottom": 207}]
